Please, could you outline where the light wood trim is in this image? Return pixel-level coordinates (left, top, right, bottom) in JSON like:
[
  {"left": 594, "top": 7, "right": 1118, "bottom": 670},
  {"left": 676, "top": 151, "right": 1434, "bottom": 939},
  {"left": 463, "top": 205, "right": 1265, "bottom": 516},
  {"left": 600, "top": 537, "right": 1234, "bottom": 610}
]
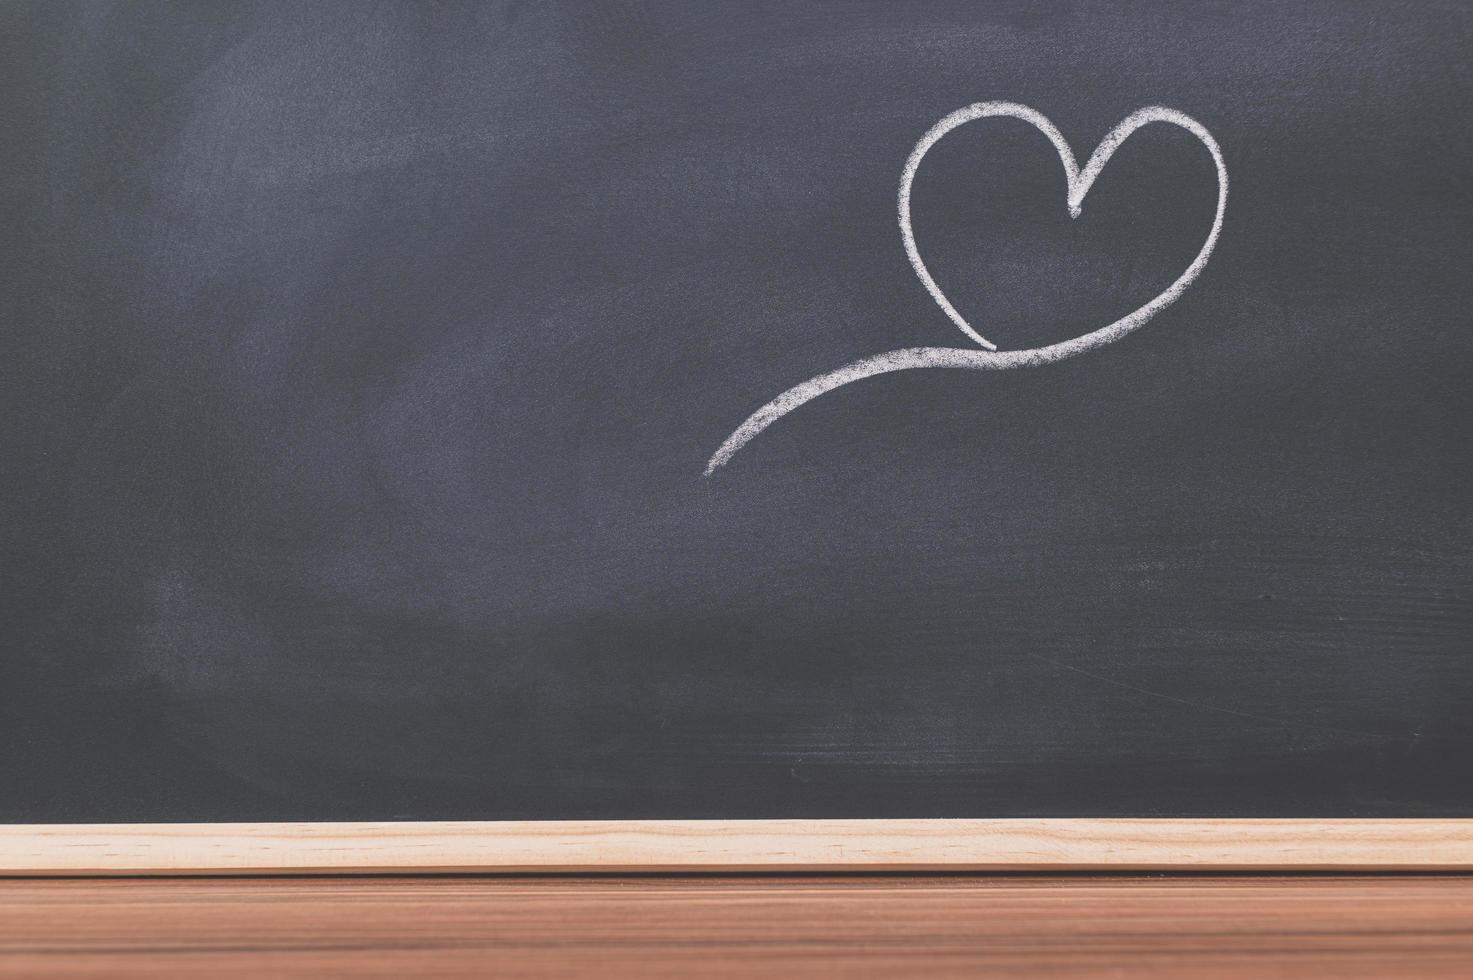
[{"left": 1, "top": 819, "right": 1470, "bottom": 874}]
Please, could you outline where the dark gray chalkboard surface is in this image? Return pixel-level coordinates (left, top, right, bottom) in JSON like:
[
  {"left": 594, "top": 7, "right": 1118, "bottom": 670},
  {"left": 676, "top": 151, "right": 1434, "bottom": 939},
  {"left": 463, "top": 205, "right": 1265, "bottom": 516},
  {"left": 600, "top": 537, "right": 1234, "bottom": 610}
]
[{"left": 3, "top": 1, "right": 1471, "bottom": 824}]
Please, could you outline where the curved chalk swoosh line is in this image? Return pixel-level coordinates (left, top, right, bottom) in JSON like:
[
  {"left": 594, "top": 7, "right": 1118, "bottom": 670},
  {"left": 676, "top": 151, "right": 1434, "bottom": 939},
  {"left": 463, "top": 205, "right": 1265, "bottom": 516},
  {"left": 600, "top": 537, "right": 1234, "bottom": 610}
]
[{"left": 705, "top": 103, "right": 1227, "bottom": 476}]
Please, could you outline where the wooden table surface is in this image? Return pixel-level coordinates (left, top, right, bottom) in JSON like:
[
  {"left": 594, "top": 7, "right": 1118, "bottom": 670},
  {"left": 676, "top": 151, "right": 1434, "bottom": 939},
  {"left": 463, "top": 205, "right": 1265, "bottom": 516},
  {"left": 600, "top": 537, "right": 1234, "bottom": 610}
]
[{"left": 3, "top": 875, "right": 1471, "bottom": 978}]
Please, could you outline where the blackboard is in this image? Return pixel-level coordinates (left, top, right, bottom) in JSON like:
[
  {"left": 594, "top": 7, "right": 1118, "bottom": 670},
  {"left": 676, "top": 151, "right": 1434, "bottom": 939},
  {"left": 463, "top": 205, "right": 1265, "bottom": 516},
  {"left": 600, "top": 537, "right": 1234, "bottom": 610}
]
[{"left": 4, "top": 0, "right": 1471, "bottom": 827}]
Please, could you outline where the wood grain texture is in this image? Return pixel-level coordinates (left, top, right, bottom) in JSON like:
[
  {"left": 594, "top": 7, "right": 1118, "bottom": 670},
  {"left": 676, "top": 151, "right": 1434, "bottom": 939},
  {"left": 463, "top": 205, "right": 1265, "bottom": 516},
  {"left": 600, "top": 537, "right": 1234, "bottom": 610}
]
[
  {"left": 2, "top": 875, "right": 1471, "bottom": 978},
  {"left": 3, "top": 820, "right": 1472, "bottom": 874}
]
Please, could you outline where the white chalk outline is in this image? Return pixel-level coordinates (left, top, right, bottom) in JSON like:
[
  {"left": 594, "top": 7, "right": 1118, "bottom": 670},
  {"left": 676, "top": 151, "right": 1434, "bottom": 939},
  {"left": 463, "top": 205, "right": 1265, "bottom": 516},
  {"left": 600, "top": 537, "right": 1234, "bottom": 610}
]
[{"left": 704, "top": 102, "right": 1227, "bottom": 475}]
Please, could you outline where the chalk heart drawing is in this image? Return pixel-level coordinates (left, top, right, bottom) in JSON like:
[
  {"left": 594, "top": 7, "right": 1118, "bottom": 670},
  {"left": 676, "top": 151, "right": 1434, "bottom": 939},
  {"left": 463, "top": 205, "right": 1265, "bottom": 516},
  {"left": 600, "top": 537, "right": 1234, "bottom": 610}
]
[{"left": 704, "top": 102, "right": 1228, "bottom": 475}]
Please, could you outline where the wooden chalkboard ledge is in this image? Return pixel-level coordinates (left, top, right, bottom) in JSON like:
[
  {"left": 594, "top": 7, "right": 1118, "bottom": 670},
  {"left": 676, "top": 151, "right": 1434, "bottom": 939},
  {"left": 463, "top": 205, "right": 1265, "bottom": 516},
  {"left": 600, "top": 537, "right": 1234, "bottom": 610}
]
[{"left": 2, "top": 819, "right": 1470, "bottom": 874}]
